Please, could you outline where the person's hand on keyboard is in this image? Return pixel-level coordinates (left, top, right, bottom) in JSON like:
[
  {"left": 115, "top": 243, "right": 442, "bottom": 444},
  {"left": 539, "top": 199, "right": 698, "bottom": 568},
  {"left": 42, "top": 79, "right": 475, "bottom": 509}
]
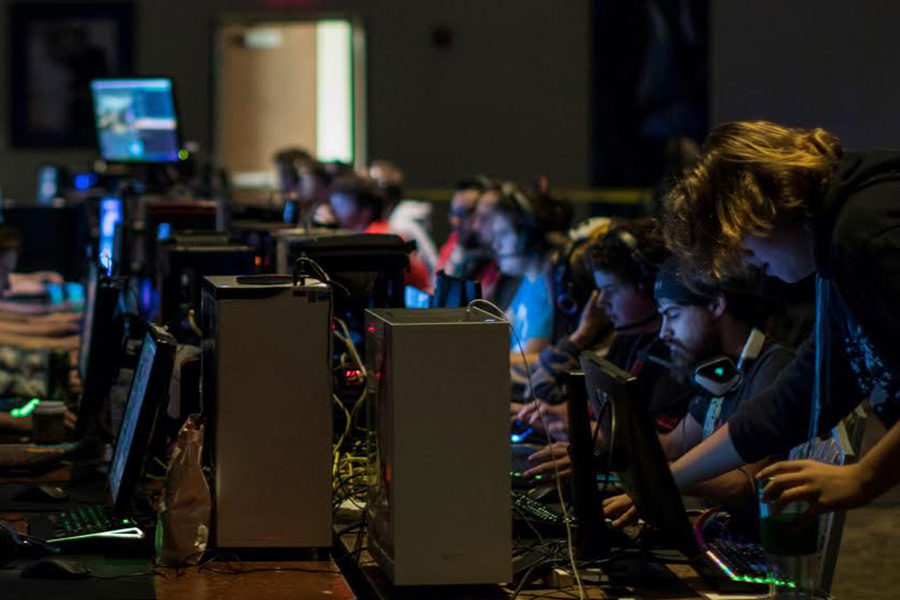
[
  {"left": 515, "top": 401, "right": 568, "bottom": 440},
  {"left": 522, "top": 441, "right": 572, "bottom": 480}
]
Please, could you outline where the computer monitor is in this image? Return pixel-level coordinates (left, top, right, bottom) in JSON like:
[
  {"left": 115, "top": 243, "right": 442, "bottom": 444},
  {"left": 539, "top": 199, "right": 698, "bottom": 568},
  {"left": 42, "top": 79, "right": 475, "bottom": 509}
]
[
  {"left": 432, "top": 271, "right": 482, "bottom": 308},
  {"left": 289, "top": 233, "right": 412, "bottom": 330},
  {"left": 76, "top": 271, "right": 126, "bottom": 440},
  {"left": 36, "top": 166, "right": 61, "bottom": 205},
  {"left": 90, "top": 78, "right": 181, "bottom": 163},
  {"left": 109, "top": 324, "right": 176, "bottom": 511},
  {"left": 580, "top": 353, "right": 699, "bottom": 558},
  {"left": 99, "top": 197, "right": 124, "bottom": 273},
  {"left": 157, "top": 241, "right": 257, "bottom": 324},
  {"left": 141, "top": 199, "right": 219, "bottom": 283},
  {"left": 403, "top": 285, "right": 431, "bottom": 309},
  {"left": 564, "top": 370, "right": 608, "bottom": 560}
]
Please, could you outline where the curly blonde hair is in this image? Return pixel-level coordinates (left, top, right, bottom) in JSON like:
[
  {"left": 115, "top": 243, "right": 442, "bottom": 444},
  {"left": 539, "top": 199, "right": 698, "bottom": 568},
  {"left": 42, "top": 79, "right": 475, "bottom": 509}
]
[{"left": 662, "top": 121, "right": 842, "bottom": 279}]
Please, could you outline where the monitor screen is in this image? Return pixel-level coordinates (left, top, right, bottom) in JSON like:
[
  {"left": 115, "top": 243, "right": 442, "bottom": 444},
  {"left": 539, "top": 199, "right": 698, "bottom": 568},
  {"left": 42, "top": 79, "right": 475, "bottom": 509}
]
[
  {"left": 36, "top": 166, "right": 60, "bottom": 205},
  {"left": 404, "top": 285, "right": 431, "bottom": 309},
  {"left": 109, "top": 333, "right": 157, "bottom": 504},
  {"left": 91, "top": 78, "right": 181, "bottom": 163},
  {"left": 99, "top": 197, "right": 123, "bottom": 273}
]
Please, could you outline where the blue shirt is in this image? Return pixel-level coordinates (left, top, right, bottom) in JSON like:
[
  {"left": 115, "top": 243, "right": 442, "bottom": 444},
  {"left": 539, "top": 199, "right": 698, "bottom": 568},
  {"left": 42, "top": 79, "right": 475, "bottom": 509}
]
[{"left": 506, "top": 273, "right": 553, "bottom": 350}]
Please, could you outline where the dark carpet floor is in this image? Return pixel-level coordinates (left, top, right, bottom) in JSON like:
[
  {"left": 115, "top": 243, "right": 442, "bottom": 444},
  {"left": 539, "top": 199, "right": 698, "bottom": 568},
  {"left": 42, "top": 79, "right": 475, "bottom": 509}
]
[{"left": 830, "top": 419, "right": 900, "bottom": 600}]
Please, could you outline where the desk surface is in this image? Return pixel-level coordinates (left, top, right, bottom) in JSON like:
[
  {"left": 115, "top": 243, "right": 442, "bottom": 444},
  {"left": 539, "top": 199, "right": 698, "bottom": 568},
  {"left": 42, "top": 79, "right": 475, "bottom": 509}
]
[
  {"left": 2, "top": 499, "right": 353, "bottom": 600},
  {"left": 154, "top": 561, "right": 355, "bottom": 600},
  {"left": 335, "top": 527, "right": 715, "bottom": 600},
  {"left": 2, "top": 468, "right": 718, "bottom": 600}
]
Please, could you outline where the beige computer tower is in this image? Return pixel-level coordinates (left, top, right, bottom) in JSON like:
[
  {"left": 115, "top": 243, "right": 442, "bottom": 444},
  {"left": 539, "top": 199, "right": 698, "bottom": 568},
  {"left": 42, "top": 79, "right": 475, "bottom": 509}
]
[
  {"left": 202, "top": 275, "right": 332, "bottom": 548},
  {"left": 365, "top": 307, "right": 512, "bottom": 585}
]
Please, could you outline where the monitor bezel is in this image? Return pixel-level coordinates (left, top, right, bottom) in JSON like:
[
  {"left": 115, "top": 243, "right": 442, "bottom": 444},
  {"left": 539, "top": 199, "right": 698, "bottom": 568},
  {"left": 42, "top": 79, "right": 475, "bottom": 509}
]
[
  {"left": 76, "top": 273, "right": 125, "bottom": 440},
  {"left": 580, "top": 352, "right": 701, "bottom": 558},
  {"left": 108, "top": 323, "right": 176, "bottom": 512}
]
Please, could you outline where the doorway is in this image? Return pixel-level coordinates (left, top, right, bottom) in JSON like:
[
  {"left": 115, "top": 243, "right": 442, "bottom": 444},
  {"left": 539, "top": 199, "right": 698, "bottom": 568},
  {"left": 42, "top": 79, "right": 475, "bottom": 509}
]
[{"left": 213, "top": 17, "right": 366, "bottom": 190}]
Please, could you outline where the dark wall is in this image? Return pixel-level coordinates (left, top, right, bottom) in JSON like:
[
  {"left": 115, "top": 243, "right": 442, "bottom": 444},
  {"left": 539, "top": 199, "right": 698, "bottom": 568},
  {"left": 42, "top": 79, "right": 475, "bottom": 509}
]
[
  {"left": 0, "top": 0, "right": 591, "bottom": 199},
  {"left": 712, "top": 0, "right": 900, "bottom": 148}
]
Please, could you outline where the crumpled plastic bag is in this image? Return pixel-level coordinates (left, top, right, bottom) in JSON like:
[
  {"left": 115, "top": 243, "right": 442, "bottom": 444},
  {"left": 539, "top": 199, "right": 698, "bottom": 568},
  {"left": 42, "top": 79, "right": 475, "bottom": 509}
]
[{"left": 155, "top": 414, "right": 210, "bottom": 566}]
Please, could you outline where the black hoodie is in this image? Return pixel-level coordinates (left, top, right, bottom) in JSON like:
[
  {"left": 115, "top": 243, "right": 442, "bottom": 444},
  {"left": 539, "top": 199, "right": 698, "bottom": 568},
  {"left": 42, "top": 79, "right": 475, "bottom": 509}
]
[{"left": 729, "top": 151, "right": 900, "bottom": 462}]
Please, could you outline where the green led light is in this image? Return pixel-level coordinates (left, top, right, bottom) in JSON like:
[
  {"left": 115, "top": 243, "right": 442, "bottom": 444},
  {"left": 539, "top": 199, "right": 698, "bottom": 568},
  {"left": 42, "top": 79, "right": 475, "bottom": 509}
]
[
  {"left": 10, "top": 398, "right": 40, "bottom": 418},
  {"left": 714, "top": 367, "right": 725, "bottom": 376},
  {"left": 178, "top": 149, "right": 189, "bottom": 160},
  {"left": 534, "top": 475, "right": 542, "bottom": 480}
]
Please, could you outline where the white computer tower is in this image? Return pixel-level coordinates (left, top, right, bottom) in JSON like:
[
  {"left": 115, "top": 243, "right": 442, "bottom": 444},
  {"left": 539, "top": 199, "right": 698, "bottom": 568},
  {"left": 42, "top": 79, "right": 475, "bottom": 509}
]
[
  {"left": 365, "top": 308, "right": 512, "bottom": 585},
  {"left": 202, "top": 275, "right": 332, "bottom": 548}
]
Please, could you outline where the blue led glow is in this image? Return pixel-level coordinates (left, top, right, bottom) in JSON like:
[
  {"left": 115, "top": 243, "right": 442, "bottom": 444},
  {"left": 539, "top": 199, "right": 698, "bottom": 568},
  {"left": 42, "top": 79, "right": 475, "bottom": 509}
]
[
  {"left": 74, "top": 173, "right": 95, "bottom": 190},
  {"left": 510, "top": 427, "right": 534, "bottom": 444},
  {"left": 157, "top": 222, "right": 172, "bottom": 241}
]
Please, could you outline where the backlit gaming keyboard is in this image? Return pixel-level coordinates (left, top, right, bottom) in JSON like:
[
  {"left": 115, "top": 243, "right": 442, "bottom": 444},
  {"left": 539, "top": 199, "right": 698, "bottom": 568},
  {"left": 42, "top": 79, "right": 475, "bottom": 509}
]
[
  {"left": 43, "top": 504, "right": 144, "bottom": 544},
  {"left": 704, "top": 539, "right": 794, "bottom": 588},
  {"left": 512, "top": 490, "right": 565, "bottom": 525}
]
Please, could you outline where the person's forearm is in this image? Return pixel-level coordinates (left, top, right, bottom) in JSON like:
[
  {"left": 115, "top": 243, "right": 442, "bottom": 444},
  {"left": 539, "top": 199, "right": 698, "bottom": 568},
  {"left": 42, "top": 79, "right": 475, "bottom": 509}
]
[
  {"left": 671, "top": 423, "right": 745, "bottom": 490},
  {"left": 683, "top": 458, "right": 773, "bottom": 512},
  {"left": 855, "top": 420, "right": 900, "bottom": 501},
  {"left": 684, "top": 469, "right": 756, "bottom": 512}
]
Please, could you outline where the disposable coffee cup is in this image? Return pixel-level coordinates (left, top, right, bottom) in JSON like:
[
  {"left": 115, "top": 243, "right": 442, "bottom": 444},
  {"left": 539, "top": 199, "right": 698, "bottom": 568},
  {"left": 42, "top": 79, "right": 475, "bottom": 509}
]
[{"left": 32, "top": 400, "right": 67, "bottom": 444}]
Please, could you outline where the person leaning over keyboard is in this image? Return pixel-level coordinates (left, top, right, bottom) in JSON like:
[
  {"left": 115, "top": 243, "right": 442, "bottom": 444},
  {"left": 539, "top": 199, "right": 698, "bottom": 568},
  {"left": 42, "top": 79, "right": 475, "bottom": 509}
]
[
  {"left": 609, "top": 120, "right": 900, "bottom": 525},
  {"left": 602, "top": 259, "right": 794, "bottom": 522}
]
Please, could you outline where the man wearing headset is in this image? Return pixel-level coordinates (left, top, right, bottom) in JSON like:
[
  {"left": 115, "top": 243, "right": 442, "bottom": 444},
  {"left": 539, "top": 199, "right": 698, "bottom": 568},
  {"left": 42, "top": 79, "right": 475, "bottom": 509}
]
[
  {"left": 490, "top": 182, "right": 571, "bottom": 354},
  {"left": 603, "top": 260, "right": 795, "bottom": 519}
]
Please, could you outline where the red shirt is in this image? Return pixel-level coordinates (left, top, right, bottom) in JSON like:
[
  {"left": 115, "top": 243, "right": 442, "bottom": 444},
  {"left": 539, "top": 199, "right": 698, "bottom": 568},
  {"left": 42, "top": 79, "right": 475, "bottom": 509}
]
[{"left": 364, "top": 220, "right": 432, "bottom": 292}]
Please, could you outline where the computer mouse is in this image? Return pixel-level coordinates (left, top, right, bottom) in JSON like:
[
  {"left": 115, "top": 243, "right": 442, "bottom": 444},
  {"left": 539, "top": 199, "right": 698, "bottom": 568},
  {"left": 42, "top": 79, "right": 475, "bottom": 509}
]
[
  {"left": 11, "top": 484, "right": 69, "bottom": 503},
  {"left": 21, "top": 557, "right": 91, "bottom": 580}
]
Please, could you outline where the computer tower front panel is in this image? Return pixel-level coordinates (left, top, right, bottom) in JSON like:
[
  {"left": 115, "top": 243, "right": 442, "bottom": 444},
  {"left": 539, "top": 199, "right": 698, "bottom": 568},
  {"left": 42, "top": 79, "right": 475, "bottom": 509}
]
[
  {"left": 204, "top": 276, "right": 332, "bottom": 548},
  {"left": 366, "top": 308, "right": 511, "bottom": 585}
]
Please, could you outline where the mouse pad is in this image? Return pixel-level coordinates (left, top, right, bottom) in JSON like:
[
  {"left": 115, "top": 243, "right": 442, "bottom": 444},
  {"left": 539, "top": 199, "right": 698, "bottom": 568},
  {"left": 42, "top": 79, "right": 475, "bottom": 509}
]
[
  {"left": 0, "top": 479, "right": 107, "bottom": 512},
  {"left": 1, "top": 555, "right": 154, "bottom": 600}
]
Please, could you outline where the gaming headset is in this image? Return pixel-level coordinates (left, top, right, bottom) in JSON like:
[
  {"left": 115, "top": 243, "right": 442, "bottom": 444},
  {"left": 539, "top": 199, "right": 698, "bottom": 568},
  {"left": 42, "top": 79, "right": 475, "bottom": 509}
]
[
  {"left": 692, "top": 327, "right": 766, "bottom": 396},
  {"left": 603, "top": 226, "right": 656, "bottom": 288},
  {"left": 554, "top": 237, "right": 583, "bottom": 316},
  {"left": 502, "top": 182, "right": 543, "bottom": 255},
  {"left": 599, "top": 225, "right": 662, "bottom": 332},
  {"left": 553, "top": 217, "right": 613, "bottom": 317}
]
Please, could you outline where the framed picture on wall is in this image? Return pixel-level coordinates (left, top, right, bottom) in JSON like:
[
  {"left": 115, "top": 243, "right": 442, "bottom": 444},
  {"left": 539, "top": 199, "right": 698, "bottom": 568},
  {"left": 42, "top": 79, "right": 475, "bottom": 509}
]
[{"left": 9, "top": 2, "right": 134, "bottom": 148}]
